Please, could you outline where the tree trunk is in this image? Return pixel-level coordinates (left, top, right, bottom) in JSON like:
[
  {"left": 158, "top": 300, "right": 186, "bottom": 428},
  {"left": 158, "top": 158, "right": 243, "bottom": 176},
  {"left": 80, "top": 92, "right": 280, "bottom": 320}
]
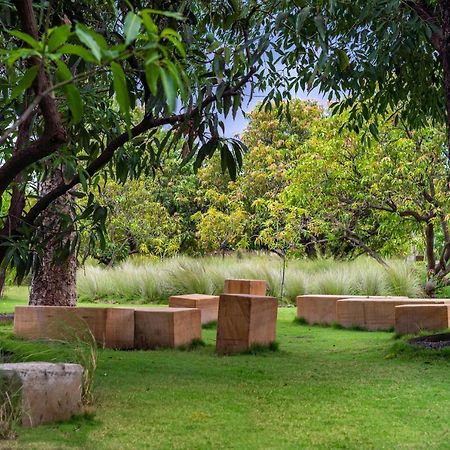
[
  {"left": 441, "top": 0, "right": 450, "bottom": 166},
  {"left": 29, "top": 169, "right": 77, "bottom": 306},
  {"left": 425, "top": 221, "right": 436, "bottom": 273}
]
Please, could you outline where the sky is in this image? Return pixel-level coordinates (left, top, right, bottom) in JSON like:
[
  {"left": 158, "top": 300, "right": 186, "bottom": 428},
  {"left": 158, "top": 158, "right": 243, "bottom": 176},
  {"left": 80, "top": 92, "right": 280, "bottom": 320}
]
[{"left": 224, "top": 85, "right": 328, "bottom": 138}]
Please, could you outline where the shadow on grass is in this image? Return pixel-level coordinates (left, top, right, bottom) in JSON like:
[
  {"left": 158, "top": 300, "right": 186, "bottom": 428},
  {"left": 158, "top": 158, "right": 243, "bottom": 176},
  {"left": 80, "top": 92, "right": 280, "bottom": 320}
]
[
  {"left": 177, "top": 339, "right": 207, "bottom": 352},
  {"left": 293, "top": 317, "right": 371, "bottom": 332},
  {"left": 202, "top": 321, "right": 217, "bottom": 330}
]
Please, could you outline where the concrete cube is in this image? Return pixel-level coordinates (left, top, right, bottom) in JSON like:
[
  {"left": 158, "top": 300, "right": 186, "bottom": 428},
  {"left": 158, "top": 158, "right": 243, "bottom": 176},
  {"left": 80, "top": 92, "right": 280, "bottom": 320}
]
[
  {"left": 395, "top": 304, "right": 450, "bottom": 335},
  {"left": 169, "top": 294, "right": 219, "bottom": 325},
  {"left": 216, "top": 294, "right": 277, "bottom": 354},
  {"left": 0, "top": 362, "right": 83, "bottom": 427},
  {"left": 223, "top": 279, "right": 267, "bottom": 296},
  {"left": 134, "top": 307, "right": 201, "bottom": 349}
]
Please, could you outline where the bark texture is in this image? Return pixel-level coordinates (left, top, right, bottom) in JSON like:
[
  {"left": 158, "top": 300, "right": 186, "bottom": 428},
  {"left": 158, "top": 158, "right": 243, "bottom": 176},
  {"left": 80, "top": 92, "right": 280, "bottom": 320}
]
[{"left": 29, "top": 169, "right": 77, "bottom": 306}]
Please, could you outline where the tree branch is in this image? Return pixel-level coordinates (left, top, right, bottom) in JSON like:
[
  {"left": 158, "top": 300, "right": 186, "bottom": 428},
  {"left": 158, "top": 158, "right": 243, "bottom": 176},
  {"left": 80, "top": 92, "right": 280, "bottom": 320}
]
[
  {"left": 403, "top": 0, "right": 442, "bottom": 51},
  {"left": 22, "top": 67, "right": 257, "bottom": 227}
]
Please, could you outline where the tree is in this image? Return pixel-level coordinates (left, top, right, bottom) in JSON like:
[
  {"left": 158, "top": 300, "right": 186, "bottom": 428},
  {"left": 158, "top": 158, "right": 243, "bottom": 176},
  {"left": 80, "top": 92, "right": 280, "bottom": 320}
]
[
  {"left": 194, "top": 100, "right": 324, "bottom": 255},
  {"left": 287, "top": 111, "right": 449, "bottom": 290},
  {"left": 263, "top": 0, "right": 450, "bottom": 280},
  {"left": 0, "top": 0, "right": 294, "bottom": 304}
]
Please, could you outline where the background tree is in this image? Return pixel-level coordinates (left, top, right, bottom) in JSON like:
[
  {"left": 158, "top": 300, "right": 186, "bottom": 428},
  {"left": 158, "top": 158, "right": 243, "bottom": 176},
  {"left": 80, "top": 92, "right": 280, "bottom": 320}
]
[
  {"left": 263, "top": 0, "right": 450, "bottom": 281},
  {"left": 286, "top": 112, "right": 449, "bottom": 291},
  {"left": 194, "top": 101, "right": 323, "bottom": 255}
]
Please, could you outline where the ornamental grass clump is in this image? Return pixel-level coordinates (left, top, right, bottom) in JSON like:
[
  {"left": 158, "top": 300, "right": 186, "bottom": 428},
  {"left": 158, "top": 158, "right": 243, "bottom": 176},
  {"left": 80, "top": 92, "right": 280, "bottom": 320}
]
[
  {"left": 0, "top": 372, "right": 22, "bottom": 440},
  {"left": 77, "top": 254, "right": 424, "bottom": 304}
]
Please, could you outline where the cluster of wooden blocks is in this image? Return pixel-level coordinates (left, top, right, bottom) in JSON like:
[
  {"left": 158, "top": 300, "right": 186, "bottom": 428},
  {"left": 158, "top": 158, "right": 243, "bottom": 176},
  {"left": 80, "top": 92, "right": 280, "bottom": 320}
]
[
  {"left": 13, "top": 278, "right": 278, "bottom": 354},
  {"left": 14, "top": 305, "right": 202, "bottom": 350},
  {"left": 296, "top": 294, "right": 450, "bottom": 334}
]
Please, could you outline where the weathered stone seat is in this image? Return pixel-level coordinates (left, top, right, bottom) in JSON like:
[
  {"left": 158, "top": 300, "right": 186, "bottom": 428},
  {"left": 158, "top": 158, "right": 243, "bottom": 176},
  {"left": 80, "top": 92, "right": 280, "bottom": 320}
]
[
  {"left": 134, "top": 307, "right": 201, "bottom": 349},
  {"left": 0, "top": 362, "right": 83, "bottom": 427},
  {"left": 216, "top": 293, "right": 277, "bottom": 354},
  {"left": 169, "top": 294, "right": 219, "bottom": 324},
  {"left": 336, "top": 298, "right": 450, "bottom": 331},
  {"left": 395, "top": 304, "right": 450, "bottom": 335},
  {"left": 224, "top": 279, "right": 267, "bottom": 296}
]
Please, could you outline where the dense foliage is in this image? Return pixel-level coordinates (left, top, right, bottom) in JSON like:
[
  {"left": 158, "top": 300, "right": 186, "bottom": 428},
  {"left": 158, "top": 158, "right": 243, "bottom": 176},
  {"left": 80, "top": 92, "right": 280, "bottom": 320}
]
[{"left": 89, "top": 100, "right": 449, "bottom": 284}]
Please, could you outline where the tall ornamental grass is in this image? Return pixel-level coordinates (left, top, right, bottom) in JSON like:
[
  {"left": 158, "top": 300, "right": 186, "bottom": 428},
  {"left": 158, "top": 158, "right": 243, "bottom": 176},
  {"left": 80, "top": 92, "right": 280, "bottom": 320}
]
[{"left": 77, "top": 255, "right": 424, "bottom": 305}]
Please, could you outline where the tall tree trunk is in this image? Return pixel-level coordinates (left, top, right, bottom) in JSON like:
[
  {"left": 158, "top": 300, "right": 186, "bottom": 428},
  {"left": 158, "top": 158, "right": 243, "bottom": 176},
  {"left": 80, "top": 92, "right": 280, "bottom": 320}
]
[
  {"left": 441, "top": 0, "right": 450, "bottom": 189},
  {"left": 0, "top": 111, "right": 33, "bottom": 297},
  {"left": 425, "top": 221, "right": 436, "bottom": 273},
  {"left": 29, "top": 169, "right": 77, "bottom": 306}
]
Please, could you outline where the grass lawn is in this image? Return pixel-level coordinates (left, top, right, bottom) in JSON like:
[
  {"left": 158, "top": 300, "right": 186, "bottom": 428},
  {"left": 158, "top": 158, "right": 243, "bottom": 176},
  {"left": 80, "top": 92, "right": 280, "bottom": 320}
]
[{"left": 1, "top": 287, "right": 450, "bottom": 449}]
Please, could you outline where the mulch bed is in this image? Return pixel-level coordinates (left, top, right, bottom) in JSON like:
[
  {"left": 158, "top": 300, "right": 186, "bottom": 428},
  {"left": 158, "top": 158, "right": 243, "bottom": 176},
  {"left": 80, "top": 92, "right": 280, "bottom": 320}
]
[{"left": 409, "top": 333, "right": 450, "bottom": 350}]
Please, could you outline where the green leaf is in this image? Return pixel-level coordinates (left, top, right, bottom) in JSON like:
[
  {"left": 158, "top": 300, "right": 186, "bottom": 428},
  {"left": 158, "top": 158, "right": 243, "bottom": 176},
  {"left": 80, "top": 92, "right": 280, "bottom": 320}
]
[
  {"left": 11, "top": 65, "right": 38, "bottom": 100},
  {"left": 9, "top": 30, "right": 40, "bottom": 49},
  {"left": 57, "top": 43, "right": 97, "bottom": 63},
  {"left": 336, "top": 49, "right": 350, "bottom": 71},
  {"left": 145, "top": 62, "right": 160, "bottom": 95},
  {"left": 296, "top": 7, "right": 311, "bottom": 34},
  {"left": 75, "top": 24, "right": 103, "bottom": 61},
  {"left": 124, "top": 11, "right": 142, "bottom": 45},
  {"left": 141, "top": 9, "right": 184, "bottom": 20},
  {"left": 55, "top": 60, "right": 83, "bottom": 123},
  {"left": 160, "top": 67, "right": 176, "bottom": 112},
  {"left": 47, "top": 25, "right": 71, "bottom": 52},
  {"left": 141, "top": 11, "right": 158, "bottom": 34},
  {"left": 314, "top": 15, "right": 326, "bottom": 43},
  {"left": 161, "top": 28, "right": 186, "bottom": 57},
  {"left": 111, "top": 61, "right": 131, "bottom": 129}
]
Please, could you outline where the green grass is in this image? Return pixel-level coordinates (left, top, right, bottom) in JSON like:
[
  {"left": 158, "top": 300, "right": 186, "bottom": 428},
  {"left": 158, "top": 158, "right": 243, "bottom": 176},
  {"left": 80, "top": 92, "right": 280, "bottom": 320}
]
[
  {"left": 1, "top": 290, "right": 450, "bottom": 448},
  {"left": 0, "top": 287, "right": 29, "bottom": 313}
]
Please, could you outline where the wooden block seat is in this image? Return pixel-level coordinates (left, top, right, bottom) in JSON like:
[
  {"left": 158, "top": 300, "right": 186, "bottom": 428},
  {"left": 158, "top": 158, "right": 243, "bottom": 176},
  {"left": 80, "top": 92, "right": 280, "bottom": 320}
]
[
  {"left": 0, "top": 362, "right": 83, "bottom": 427},
  {"left": 14, "top": 306, "right": 107, "bottom": 344},
  {"left": 224, "top": 279, "right": 267, "bottom": 296},
  {"left": 296, "top": 295, "right": 409, "bottom": 325},
  {"left": 395, "top": 304, "right": 450, "bottom": 335},
  {"left": 216, "top": 294, "right": 277, "bottom": 354},
  {"left": 169, "top": 294, "right": 219, "bottom": 324},
  {"left": 336, "top": 298, "right": 450, "bottom": 331},
  {"left": 14, "top": 306, "right": 134, "bottom": 349},
  {"left": 134, "top": 307, "right": 201, "bottom": 349}
]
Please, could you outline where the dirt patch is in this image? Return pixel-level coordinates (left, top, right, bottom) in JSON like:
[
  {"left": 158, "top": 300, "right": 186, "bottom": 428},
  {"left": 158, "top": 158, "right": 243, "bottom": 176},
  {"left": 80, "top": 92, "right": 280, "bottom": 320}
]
[{"left": 409, "top": 333, "right": 450, "bottom": 350}]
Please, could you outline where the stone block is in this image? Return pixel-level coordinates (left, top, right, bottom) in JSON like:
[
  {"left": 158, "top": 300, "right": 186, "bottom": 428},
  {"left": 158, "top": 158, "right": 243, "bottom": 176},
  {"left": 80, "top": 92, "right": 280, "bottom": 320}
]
[
  {"left": 134, "top": 307, "right": 201, "bottom": 349},
  {"left": 395, "top": 304, "right": 450, "bottom": 335},
  {"left": 0, "top": 362, "right": 83, "bottom": 427},
  {"left": 223, "top": 279, "right": 267, "bottom": 296},
  {"left": 105, "top": 308, "right": 135, "bottom": 349},
  {"left": 14, "top": 306, "right": 107, "bottom": 345},
  {"left": 216, "top": 294, "right": 277, "bottom": 354},
  {"left": 169, "top": 294, "right": 219, "bottom": 325},
  {"left": 296, "top": 295, "right": 409, "bottom": 325},
  {"left": 336, "top": 298, "right": 449, "bottom": 331}
]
